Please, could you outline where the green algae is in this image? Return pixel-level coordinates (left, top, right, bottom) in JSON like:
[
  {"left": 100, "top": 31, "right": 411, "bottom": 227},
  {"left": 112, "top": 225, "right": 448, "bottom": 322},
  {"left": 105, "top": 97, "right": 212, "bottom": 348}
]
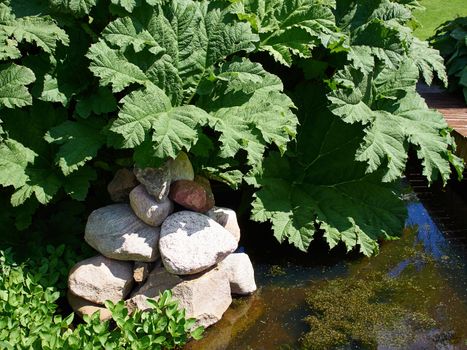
[
  {"left": 301, "top": 271, "right": 436, "bottom": 349},
  {"left": 268, "top": 265, "right": 287, "bottom": 277},
  {"left": 301, "top": 227, "right": 467, "bottom": 349}
]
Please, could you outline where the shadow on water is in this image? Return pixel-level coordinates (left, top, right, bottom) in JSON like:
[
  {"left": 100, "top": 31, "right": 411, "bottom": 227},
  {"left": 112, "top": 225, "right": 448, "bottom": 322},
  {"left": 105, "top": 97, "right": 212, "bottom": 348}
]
[{"left": 185, "top": 189, "right": 467, "bottom": 350}]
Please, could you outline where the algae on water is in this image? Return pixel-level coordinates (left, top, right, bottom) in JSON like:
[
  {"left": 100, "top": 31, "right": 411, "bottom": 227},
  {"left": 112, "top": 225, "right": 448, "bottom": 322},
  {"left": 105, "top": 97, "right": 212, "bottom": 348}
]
[
  {"left": 301, "top": 227, "right": 465, "bottom": 350},
  {"left": 301, "top": 271, "right": 436, "bottom": 349}
]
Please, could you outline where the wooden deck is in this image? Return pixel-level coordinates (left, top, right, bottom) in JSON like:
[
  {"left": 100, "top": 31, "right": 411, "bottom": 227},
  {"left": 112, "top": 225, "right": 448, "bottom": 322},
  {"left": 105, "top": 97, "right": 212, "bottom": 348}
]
[{"left": 418, "top": 84, "right": 467, "bottom": 162}]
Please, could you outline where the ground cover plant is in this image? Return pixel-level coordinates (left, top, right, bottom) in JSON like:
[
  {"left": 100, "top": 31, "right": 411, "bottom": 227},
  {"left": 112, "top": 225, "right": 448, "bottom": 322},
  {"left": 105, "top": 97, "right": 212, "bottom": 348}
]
[
  {"left": 431, "top": 17, "right": 467, "bottom": 104},
  {"left": 0, "top": 248, "right": 203, "bottom": 349},
  {"left": 0, "top": 0, "right": 463, "bottom": 258}
]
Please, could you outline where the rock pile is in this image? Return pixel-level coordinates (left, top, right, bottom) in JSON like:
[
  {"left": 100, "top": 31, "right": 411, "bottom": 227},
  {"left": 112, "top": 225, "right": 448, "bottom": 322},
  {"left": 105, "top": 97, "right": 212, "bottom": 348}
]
[{"left": 68, "top": 152, "right": 257, "bottom": 329}]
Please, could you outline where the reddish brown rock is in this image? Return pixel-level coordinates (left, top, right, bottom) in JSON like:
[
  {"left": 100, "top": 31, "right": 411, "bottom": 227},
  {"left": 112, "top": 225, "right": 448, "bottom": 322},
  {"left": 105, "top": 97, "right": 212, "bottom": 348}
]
[
  {"left": 169, "top": 179, "right": 215, "bottom": 213},
  {"left": 107, "top": 168, "right": 139, "bottom": 202},
  {"left": 194, "top": 175, "right": 215, "bottom": 208}
]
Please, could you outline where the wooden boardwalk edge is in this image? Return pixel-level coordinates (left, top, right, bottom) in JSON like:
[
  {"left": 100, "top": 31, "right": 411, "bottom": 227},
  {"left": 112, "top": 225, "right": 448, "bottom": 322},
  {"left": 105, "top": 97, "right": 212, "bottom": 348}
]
[{"left": 417, "top": 83, "right": 467, "bottom": 163}]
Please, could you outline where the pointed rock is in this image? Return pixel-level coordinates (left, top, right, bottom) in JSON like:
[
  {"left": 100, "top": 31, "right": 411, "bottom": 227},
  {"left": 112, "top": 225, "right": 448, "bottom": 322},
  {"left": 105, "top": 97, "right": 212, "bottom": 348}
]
[
  {"left": 160, "top": 211, "right": 238, "bottom": 275},
  {"left": 130, "top": 185, "right": 174, "bottom": 227},
  {"left": 206, "top": 207, "right": 241, "bottom": 242},
  {"left": 68, "top": 255, "right": 133, "bottom": 305},
  {"left": 134, "top": 164, "right": 171, "bottom": 202},
  {"left": 107, "top": 168, "right": 139, "bottom": 202},
  {"left": 85, "top": 204, "right": 160, "bottom": 262},
  {"left": 167, "top": 152, "right": 194, "bottom": 183},
  {"left": 218, "top": 253, "right": 257, "bottom": 295}
]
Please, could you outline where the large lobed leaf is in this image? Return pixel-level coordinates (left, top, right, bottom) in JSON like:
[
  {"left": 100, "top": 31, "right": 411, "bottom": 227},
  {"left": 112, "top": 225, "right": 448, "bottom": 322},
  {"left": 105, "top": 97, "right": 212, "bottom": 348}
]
[
  {"left": 328, "top": 61, "right": 463, "bottom": 184},
  {"left": 48, "top": 0, "right": 97, "bottom": 17},
  {"left": 252, "top": 87, "right": 406, "bottom": 256},
  {"left": 89, "top": 0, "right": 258, "bottom": 102},
  {"left": 89, "top": 0, "right": 296, "bottom": 170},
  {"left": 198, "top": 58, "right": 297, "bottom": 166},
  {"left": 232, "top": 0, "right": 342, "bottom": 66},
  {"left": 0, "top": 102, "right": 97, "bottom": 206},
  {"left": 110, "top": 84, "right": 210, "bottom": 161},
  {"left": 0, "top": 64, "right": 35, "bottom": 108},
  {"left": 0, "top": 5, "right": 69, "bottom": 54}
]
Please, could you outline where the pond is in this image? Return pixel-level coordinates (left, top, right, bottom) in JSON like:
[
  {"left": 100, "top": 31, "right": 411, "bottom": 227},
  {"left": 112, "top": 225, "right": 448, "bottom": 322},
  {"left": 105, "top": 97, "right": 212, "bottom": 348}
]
[{"left": 186, "top": 194, "right": 467, "bottom": 349}]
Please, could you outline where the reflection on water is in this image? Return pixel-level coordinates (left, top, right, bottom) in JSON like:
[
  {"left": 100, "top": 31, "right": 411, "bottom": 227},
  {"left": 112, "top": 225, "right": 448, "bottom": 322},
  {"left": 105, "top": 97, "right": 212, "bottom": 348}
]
[
  {"left": 407, "top": 202, "right": 450, "bottom": 260},
  {"left": 186, "top": 200, "right": 467, "bottom": 350}
]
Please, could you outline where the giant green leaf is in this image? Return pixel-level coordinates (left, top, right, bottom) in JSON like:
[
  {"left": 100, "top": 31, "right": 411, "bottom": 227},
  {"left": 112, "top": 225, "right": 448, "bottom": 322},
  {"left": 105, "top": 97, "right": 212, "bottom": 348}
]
[
  {"left": 198, "top": 58, "right": 297, "bottom": 166},
  {"left": 92, "top": 0, "right": 258, "bottom": 103},
  {"left": 86, "top": 40, "right": 149, "bottom": 93},
  {"left": 410, "top": 37, "right": 447, "bottom": 86},
  {"left": 45, "top": 120, "right": 106, "bottom": 175},
  {"left": 48, "top": 0, "right": 97, "bottom": 17},
  {"left": 111, "top": 85, "right": 210, "bottom": 160},
  {"left": 0, "top": 138, "right": 36, "bottom": 189},
  {"left": 252, "top": 86, "right": 406, "bottom": 256},
  {"left": 0, "top": 11, "right": 69, "bottom": 54},
  {"left": 10, "top": 167, "right": 62, "bottom": 206},
  {"left": 111, "top": 0, "right": 137, "bottom": 13},
  {"left": 0, "top": 64, "right": 35, "bottom": 108},
  {"left": 232, "top": 0, "right": 341, "bottom": 66},
  {"left": 329, "top": 61, "right": 463, "bottom": 184}
]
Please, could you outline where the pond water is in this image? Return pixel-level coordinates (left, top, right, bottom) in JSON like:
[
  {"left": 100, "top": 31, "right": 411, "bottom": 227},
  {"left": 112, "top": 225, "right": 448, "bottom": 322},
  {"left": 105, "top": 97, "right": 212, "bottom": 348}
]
[{"left": 185, "top": 198, "right": 467, "bottom": 349}]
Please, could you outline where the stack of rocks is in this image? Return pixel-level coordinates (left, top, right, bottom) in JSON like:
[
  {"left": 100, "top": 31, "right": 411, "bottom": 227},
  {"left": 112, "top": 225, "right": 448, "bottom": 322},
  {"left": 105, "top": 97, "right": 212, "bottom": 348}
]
[{"left": 67, "top": 153, "right": 256, "bottom": 329}]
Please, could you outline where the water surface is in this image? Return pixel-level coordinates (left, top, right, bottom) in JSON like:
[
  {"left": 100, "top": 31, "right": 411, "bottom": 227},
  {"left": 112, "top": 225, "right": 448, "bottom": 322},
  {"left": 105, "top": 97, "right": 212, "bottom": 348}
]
[{"left": 186, "top": 200, "right": 467, "bottom": 350}]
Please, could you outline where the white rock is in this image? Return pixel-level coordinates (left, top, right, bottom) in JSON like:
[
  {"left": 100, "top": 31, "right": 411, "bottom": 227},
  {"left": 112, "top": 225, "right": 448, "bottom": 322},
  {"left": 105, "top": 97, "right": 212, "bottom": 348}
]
[
  {"left": 68, "top": 255, "right": 133, "bottom": 305},
  {"left": 127, "top": 266, "right": 232, "bottom": 329},
  {"left": 159, "top": 211, "right": 238, "bottom": 275},
  {"left": 126, "top": 267, "right": 184, "bottom": 312},
  {"left": 206, "top": 207, "right": 241, "bottom": 242},
  {"left": 85, "top": 204, "right": 160, "bottom": 262},
  {"left": 218, "top": 253, "right": 257, "bottom": 295},
  {"left": 130, "top": 185, "right": 174, "bottom": 227}
]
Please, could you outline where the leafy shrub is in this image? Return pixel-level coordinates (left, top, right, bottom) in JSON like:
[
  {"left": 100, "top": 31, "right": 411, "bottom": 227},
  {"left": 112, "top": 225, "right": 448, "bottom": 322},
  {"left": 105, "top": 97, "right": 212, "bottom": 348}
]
[
  {"left": 431, "top": 17, "right": 467, "bottom": 103},
  {"left": 0, "top": 249, "right": 203, "bottom": 349},
  {"left": 0, "top": 0, "right": 463, "bottom": 256}
]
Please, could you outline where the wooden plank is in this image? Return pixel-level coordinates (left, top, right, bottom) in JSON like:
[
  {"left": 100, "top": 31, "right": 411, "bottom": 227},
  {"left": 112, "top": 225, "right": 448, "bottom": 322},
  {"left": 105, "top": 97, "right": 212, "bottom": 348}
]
[{"left": 417, "top": 84, "right": 467, "bottom": 160}]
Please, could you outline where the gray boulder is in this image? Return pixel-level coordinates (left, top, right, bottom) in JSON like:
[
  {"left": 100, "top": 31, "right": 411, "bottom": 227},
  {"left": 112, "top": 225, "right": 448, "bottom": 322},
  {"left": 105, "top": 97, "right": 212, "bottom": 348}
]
[
  {"left": 130, "top": 185, "right": 174, "bottom": 227},
  {"left": 68, "top": 255, "right": 133, "bottom": 305},
  {"left": 206, "top": 207, "right": 241, "bottom": 242},
  {"left": 127, "top": 266, "right": 232, "bottom": 329},
  {"left": 159, "top": 211, "right": 238, "bottom": 275},
  {"left": 85, "top": 204, "right": 160, "bottom": 262},
  {"left": 218, "top": 253, "right": 257, "bottom": 295}
]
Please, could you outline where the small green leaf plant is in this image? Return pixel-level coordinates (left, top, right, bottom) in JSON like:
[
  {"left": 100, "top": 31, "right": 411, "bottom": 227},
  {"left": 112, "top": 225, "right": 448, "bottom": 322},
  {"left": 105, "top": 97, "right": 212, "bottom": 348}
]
[{"left": 0, "top": 249, "right": 203, "bottom": 350}]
